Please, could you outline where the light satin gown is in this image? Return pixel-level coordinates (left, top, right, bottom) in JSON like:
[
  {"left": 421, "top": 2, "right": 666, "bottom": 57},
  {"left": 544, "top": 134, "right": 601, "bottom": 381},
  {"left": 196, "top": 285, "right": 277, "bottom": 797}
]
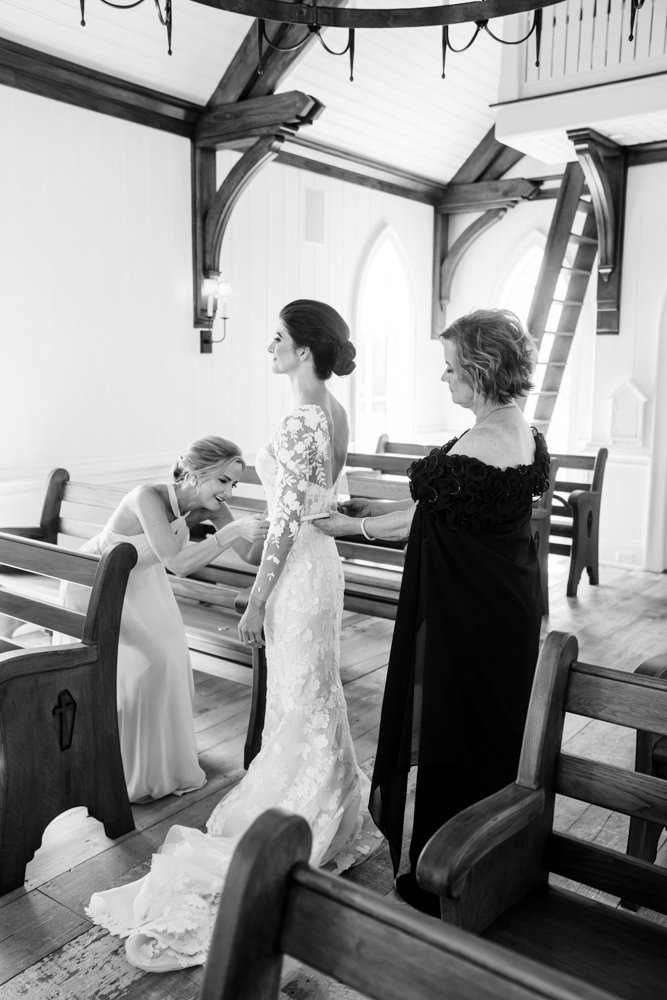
[
  {"left": 59, "top": 483, "right": 206, "bottom": 802},
  {"left": 86, "top": 404, "right": 382, "bottom": 971}
]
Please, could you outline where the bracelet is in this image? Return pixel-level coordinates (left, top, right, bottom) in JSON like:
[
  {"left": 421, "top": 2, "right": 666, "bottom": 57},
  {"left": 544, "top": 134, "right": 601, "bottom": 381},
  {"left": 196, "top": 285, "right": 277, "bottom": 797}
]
[
  {"left": 213, "top": 529, "right": 225, "bottom": 548},
  {"left": 360, "top": 517, "right": 373, "bottom": 541}
]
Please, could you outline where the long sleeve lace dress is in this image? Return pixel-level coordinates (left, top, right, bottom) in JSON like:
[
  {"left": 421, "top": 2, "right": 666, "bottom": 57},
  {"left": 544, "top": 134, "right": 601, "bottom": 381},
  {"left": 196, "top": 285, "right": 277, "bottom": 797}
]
[{"left": 86, "top": 404, "right": 382, "bottom": 971}]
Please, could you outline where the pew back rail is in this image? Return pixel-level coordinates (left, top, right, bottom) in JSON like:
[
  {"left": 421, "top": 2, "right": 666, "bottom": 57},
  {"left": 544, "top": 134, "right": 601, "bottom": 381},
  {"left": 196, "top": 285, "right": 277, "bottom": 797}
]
[
  {"left": 199, "top": 808, "right": 617, "bottom": 1000},
  {"left": 417, "top": 630, "right": 667, "bottom": 1000},
  {"left": 0, "top": 531, "right": 137, "bottom": 895}
]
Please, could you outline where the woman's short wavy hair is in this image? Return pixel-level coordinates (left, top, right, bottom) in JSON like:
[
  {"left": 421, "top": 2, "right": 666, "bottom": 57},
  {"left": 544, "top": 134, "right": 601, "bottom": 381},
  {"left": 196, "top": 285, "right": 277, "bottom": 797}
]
[{"left": 440, "top": 309, "right": 536, "bottom": 406}]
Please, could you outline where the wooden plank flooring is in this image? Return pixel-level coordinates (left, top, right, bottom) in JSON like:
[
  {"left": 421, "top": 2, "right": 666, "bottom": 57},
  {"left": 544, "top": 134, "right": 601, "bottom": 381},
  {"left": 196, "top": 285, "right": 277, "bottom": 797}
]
[{"left": 1, "top": 557, "right": 667, "bottom": 997}]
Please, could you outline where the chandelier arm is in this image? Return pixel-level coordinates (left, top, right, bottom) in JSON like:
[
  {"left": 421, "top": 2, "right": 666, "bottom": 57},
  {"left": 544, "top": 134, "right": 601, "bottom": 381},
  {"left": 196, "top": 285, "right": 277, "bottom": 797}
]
[
  {"left": 154, "top": 0, "right": 173, "bottom": 53},
  {"left": 629, "top": 0, "right": 646, "bottom": 40},
  {"left": 444, "top": 20, "right": 483, "bottom": 51},
  {"left": 313, "top": 25, "right": 353, "bottom": 54},
  {"left": 260, "top": 18, "right": 312, "bottom": 50},
  {"left": 483, "top": 14, "right": 536, "bottom": 42},
  {"left": 192, "top": 0, "right": 570, "bottom": 32},
  {"left": 98, "top": 0, "right": 147, "bottom": 9}
]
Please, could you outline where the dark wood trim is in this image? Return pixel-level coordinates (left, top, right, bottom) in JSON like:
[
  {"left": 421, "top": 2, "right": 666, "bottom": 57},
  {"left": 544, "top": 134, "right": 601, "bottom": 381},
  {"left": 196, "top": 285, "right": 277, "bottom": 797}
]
[
  {"left": 626, "top": 139, "right": 667, "bottom": 167},
  {"left": 432, "top": 212, "right": 449, "bottom": 338},
  {"left": 192, "top": 146, "right": 218, "bottom": 337},
  {"left": 568, "top": 128, "right": 626, "bottom": 334},
  {"left": 285, "top": 136, "right": 446, "bottom": 190},
  {"left": 0, "top": 37, "right": 201, "bottom": 137},
  {"left": 274, "top": 151, "right": 442, "bottom": 204},
  {"left": 435, "top": 177, "right": 541, "bottom": 213},
  {"left": 195, "top": 91, "right": 323, "bottom": 148}
]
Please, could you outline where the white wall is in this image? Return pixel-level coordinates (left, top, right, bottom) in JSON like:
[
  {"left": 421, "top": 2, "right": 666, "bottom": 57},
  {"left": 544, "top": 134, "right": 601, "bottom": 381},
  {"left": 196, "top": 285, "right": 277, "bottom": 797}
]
[
  {"left": 0, "top": 89, "right": 440, "bottom": 526},
  {"left": 0, "top": 86, "right": 206, "bottom": 524}
]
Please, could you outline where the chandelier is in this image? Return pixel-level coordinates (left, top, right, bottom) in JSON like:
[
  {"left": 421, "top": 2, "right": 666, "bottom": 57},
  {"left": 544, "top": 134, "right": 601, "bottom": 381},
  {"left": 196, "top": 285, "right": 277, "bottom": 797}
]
[{"left": 74, "top": 0, "right": 645, "bottom": 81}]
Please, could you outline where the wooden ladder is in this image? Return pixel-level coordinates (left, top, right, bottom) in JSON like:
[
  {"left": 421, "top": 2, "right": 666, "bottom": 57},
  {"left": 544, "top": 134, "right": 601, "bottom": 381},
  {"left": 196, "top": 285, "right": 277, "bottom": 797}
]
[{"left": 522, "top": 161, "right": 598, "bottom": 437}]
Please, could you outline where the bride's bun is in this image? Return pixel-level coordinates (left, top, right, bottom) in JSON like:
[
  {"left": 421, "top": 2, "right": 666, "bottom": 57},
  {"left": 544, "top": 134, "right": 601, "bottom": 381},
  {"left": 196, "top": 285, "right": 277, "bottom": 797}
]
[
  {"left": 280, "top": 299, "right": 356, "bottom": 381},
  {"left": 333, "top": 341, "right": 356, "bottom": 377}
]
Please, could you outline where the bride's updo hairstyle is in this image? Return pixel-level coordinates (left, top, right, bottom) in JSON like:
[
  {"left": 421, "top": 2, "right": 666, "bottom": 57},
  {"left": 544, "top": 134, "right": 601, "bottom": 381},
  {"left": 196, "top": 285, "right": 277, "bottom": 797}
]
[
  {"left": 280, "top": 299, "right": 356, "bottom": 380},
  {"left": 440, "top": 308, "right": 536, "bottom": 406},
  {"left": 172, "top": 436, "right": 245, "bottom": 485}
]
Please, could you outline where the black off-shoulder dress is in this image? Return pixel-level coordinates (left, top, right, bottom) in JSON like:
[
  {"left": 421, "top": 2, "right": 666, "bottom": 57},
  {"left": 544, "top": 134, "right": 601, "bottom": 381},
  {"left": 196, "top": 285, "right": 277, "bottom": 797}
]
[{"left": 369, "top": 429, "right": 550, "bottom": 914}]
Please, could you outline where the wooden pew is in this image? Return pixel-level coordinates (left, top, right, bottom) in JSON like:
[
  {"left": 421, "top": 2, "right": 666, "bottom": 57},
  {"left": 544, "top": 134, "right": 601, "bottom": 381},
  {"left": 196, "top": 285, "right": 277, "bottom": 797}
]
[
  {"left": 199, "top": 808, "right": 615, "bottom": 1000},
  {"left": 0, "top": 468, "right": 406, "bottom": 766},
  {"left": 0, "top": 531, "right": 136, "bottom": 896},
  {"left": 623, "top": 653, "right": 667, "bottom": 882},
  {"left": 417, "top": 630, "right": 667, "bottom": 1000},
  {"left": 548, "top": 450, "right": 608, "bottom": 598},
  {"left": 348, "top": 447, "right": 559, "bottom": 616}
]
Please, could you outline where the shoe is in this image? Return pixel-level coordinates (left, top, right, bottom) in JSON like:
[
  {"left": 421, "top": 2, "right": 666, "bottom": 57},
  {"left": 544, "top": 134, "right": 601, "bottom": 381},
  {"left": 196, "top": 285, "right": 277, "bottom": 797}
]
[{"left": 394, "top": 872, "right": 441, "bottom": 917}]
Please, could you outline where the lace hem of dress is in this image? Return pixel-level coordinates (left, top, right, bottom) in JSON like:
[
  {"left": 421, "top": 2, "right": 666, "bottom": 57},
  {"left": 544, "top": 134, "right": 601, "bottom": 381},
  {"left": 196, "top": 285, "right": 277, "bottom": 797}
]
[{"left": 408, "top": 429, "right": 550, "bottom": 532}]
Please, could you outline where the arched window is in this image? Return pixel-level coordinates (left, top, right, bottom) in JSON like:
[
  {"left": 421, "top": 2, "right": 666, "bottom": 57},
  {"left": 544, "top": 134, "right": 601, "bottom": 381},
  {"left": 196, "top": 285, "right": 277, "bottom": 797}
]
[
  {"left": 354, "top": 230, "right": 415, "bottom": 451},
  {"left": 499, "top": 241, "right": 572, "bottom": 452}
]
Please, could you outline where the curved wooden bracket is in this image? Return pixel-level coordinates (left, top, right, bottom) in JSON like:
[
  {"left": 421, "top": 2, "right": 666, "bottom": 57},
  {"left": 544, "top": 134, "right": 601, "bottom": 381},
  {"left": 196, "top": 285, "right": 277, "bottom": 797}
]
[
  {"left": 568, "top": 128, "right": 626, "bottom": 334},
  {"left": 432, "top": 207, "right": 507, "bottom": 335},
  {"left": 204, "top": 134, "right": 284, "bottom": 276},
  {"left": 441, "top": 207, "right": 507, "bottom": 306}
]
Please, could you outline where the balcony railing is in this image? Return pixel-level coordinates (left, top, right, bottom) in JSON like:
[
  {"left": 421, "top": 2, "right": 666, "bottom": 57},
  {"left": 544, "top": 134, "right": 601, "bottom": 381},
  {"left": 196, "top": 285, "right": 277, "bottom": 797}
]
[{"left": 504, "top": 0, "right": 667, "bottom": 98}]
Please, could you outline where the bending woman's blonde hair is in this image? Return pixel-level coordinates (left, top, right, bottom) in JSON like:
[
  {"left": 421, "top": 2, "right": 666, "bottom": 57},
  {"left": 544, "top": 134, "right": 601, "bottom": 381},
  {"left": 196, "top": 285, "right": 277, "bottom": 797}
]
[{"left": 171, "top": 436, "right": 245, "bottom": 485}]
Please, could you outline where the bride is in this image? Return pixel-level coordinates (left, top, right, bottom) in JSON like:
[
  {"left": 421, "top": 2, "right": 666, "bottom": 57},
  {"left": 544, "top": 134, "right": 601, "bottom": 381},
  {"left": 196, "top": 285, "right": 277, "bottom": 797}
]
[{"left": 86, "top": 299, "right": 382, "bottom": 971}]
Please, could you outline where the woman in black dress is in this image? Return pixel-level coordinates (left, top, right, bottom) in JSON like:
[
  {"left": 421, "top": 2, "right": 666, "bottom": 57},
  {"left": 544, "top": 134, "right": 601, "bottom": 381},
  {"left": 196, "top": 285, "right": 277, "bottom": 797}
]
[{"left": 315, "top": 308, "right": 550, "bottom": 915}]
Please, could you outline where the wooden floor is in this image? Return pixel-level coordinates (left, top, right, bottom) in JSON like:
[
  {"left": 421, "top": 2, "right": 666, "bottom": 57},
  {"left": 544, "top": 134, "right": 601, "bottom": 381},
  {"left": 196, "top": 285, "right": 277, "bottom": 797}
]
[{"left": 1, "top": 556, "right": 667, "bottom": 998}]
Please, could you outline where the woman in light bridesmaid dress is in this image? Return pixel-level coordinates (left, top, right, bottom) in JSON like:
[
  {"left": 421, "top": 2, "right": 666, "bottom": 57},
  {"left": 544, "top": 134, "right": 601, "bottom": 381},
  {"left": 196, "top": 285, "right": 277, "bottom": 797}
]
[{"left": 59, "top": 437, "right": 269, "bottom": 802}]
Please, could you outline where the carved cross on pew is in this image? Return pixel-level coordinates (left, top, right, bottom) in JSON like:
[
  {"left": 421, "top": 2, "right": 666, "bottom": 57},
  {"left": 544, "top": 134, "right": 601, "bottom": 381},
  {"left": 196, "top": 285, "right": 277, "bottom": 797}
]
[{"left": 52, "top": 689, "right": 77, "bottom": 751}]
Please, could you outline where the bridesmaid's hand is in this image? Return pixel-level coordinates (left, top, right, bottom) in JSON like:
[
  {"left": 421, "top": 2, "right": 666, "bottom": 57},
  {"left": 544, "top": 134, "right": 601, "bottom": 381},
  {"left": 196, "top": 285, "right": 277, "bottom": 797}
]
[
  {"left": 238, "top": 598, "right": 266, "bottom": 647},
  {"left": 235, "top": 515, "right": 270, "bottom": 543},
  {"left": 312, "top": 511, "right": 358, "bottom": 536}
]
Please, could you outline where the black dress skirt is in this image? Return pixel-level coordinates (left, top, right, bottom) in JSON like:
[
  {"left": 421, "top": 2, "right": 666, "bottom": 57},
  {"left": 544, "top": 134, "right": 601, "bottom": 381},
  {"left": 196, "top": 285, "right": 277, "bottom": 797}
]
[{"left": 369, "top": 430, "right": 550, "bottom": 905}]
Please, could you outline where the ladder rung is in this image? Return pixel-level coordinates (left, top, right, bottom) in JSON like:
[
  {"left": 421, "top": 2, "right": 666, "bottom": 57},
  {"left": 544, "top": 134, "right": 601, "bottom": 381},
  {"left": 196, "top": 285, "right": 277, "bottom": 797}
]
[
  {"left": 536, "top": 361, "right": 567, "bottom": 367},
  {"left": 553, "top": 299, "right": 585, "bottom": 306},
  {"left": 577, "top": 200, "right": 595, "bottom": 212},
  {"left": 561, "top": 267, "right": 590, "bottom": 276},
  {"left": 569, "top": 233, "right": 598, "bottom": 246},
  {"left": 529, "top": 391, "right": 559, "bottom": 396}
]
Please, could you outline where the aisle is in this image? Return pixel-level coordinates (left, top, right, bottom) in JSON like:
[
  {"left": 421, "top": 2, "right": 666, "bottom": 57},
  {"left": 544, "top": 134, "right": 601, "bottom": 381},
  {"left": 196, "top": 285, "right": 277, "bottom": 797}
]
[{"left": 2, "top": 560, "right": 667, "bottom": 997}]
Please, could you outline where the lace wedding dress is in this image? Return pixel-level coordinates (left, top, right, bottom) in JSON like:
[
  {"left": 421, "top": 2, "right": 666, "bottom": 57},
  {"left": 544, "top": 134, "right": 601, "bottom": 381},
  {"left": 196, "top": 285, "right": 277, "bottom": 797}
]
[{"left": 87, "top": 404, "right": 382, "bottom": 971}]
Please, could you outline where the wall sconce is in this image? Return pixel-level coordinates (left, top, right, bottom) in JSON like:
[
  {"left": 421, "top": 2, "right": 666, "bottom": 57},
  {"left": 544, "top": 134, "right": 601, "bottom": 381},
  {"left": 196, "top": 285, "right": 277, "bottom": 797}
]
[{"left": 200, "top": 276, "right": 232, "bottom": 353}]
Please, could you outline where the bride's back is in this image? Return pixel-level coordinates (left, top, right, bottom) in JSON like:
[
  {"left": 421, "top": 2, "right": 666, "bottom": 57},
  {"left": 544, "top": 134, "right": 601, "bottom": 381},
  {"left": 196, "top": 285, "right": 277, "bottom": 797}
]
[{"left": 324, "top": 393, "right": 349, "bottom": 482}]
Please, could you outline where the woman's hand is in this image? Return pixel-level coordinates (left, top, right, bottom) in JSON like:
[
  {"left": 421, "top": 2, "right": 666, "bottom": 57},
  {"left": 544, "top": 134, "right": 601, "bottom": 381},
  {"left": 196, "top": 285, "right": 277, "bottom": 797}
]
[
  {"left": 311, "top": 511, "right": 359, "bottom": 537},
  {"left": 238, "top": 596, "right": 266, "bottom": 647},
  {"left": 234, "top": 515, "right": 270, "bottom": 543},
  {"left": 339, "top": 498, "right": 383, "bottom": 518}
]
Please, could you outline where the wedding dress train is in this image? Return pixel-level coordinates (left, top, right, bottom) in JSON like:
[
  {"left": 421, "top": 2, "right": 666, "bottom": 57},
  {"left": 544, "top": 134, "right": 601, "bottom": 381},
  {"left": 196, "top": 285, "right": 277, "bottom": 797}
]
[{"left": 86, "top": 404, "right": 382, "bottom": 970}]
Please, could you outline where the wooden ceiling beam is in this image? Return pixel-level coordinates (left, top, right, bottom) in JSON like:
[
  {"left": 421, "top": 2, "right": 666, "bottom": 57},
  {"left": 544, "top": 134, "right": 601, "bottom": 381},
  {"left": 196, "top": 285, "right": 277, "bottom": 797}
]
[
  {"left": 449, "top": 125, "right": 524, "bottom": 185},
  {"left": 435, "top": 178, "right": 540, "bottom": 213},
  {"left": 0, "top": 37, "right": 201, "bottom": 138},
  {"left": 206, "top": 0, "right": 347, "bottom": 107},
  {"left": 195, "top": 91, "right": 324, "bottom": 148}
]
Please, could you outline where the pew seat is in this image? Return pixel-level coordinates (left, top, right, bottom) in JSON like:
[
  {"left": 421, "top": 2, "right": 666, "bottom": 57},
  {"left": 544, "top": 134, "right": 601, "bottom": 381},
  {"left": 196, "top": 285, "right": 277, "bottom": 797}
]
[
  {"left": 198, "top": 808, "right": 614, "bottom": 1000},
  {"left": 417, "top": 630, "right": 667, "bottom": 1000},
  {"left": 1, "top": 467, "right": 407, "bottom": 767},
  {"left": 0, "top": 531, "right": 136, "bottom": 896}
]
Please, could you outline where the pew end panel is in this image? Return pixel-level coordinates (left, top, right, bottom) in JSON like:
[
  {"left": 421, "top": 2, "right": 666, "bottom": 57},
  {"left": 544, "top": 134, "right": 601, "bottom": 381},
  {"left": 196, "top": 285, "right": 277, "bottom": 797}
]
[
  {"left": 417, "top": 630, "right": 667, "bottom": 1000},
  {"left": 0, "top": 535, "right": 137, "bottom": 895},
  {"left": 549, "top": 449, "right": 608, "bottom": 598},
  {"left": 201, "top": 809, "right": 619, "bottom": 1000}
]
